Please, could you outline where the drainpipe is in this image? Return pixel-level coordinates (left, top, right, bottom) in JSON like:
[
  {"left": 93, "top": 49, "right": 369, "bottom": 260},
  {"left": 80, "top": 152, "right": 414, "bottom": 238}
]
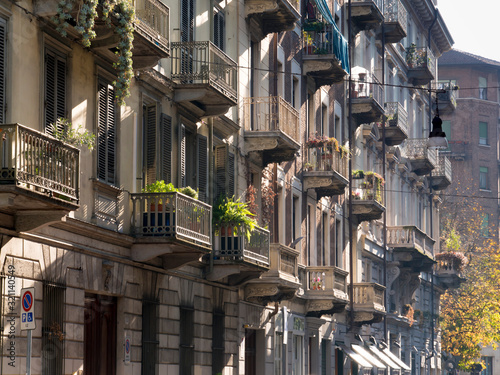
[{"left": 381, "top": 16, "right": 387, "bottom": 346}]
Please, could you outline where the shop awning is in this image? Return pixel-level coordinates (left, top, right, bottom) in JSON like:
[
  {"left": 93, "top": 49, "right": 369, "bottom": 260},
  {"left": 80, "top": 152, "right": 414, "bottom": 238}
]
[
  {"left": 351, "top": 344, "right": 387, "bottom": 369},
  {"left": 340, "top": 345, "right": 373, "bottom": 369},
  {"left": 382, "top": 348, "right": 412, "bottom": 371},
  {"left": 366, "top": 344, "right": 402, "bottom": 370}
]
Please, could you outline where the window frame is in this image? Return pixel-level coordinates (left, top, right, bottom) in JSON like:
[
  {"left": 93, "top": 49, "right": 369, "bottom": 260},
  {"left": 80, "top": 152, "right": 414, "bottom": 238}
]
[
  {"left": 479, "top": 166, "right": 489, "bottom": 190},
  {"left": 97, "top": 77, "right": 118, "bottom": 186},
  {"left": 479, "top": 121, "right": 488, "bottom": 146}
]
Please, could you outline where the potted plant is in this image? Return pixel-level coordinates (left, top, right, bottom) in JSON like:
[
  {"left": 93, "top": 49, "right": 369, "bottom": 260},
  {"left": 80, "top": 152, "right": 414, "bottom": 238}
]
[
  {"left": 303, "top": 31, "right": 314, "bottom": 54},
  {"left": 50, "top": 118, "right": 96, "bottom": 150},
  {"left": 352, "top": 170, "right": 365, "bottom": 179},
  {"left": 304, "top": 162, "right": 315, "bottom": 171},
  {"left": 213, "top": 196, "right": 257, "bottom": 241}
]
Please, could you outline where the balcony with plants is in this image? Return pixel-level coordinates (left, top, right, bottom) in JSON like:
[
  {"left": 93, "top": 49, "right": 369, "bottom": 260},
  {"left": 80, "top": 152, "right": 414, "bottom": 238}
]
[
  {"left": 401, "top": 138, "right": 438, "bottom": 176},
  {"left": 430, "top": 155, "right": 452, "bottom": 190},
  {"left": 207, "top": 196, "right": 271, "bottom": 285},
  {"left": 130, "top": 182, "right": 212, "bottom": 268},
  {"left": 352, "top": 282, "right": 386, "bottom": 324},
  {"left": 380, "top": 102, "right": 409, "bottom": 146},
  {"left": 350, "top": 0, "right": 384, "bottom": 33},
  {"left": 0, "top": 123, "right": 81, "bottom": 232},
  {"left": 387, "top": 225, "right": 435, "bottom": 273},
  {"left": 302, "top": 22, "right": 349, "bottom": 88},
  {"left": 243, "top": 96, "right": 301, "bottom": 166},
  {"left": 435, "top": 251, "right": 467, "bottom": 289},
  {"left": 170, "top": 41, "right": 238, "bottom": 117},
  {"left": 350, "top": 170, "right": 385, "bottom": 222},
  {"left": 301, "top": 266, "right": 349, "bottom": 317},
  {"left": 405, "top": 44, "right": 435, "bottom": 86},
  {"left": 351, "top": 69, "right": 385, "bottom": 126},
  {"left": 302, "top": 134, "right": 349, "bottom": 198},
  {"left": 381, "top": 0, "right": 407, "bottom": 43},
  {"left": 245, "top": 0, "right": 300, "bottom": 37},
  {"left": 434, "top": 80, "right": 458, "bottom": 113}
]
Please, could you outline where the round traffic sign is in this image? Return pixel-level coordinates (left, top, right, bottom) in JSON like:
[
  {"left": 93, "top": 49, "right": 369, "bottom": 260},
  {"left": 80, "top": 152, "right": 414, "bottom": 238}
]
[
  {"left": 125, "top": 338, "right": 130, "bottom": 354},
  {"left": 22, "top": 291, "right": 33, "bottom": 312}
]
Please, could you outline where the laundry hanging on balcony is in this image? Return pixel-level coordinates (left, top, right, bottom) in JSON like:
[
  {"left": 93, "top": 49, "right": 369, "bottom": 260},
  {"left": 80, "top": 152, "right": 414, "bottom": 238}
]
[{"left": 311, "top": 0, "right": 350, "bottom": 73}]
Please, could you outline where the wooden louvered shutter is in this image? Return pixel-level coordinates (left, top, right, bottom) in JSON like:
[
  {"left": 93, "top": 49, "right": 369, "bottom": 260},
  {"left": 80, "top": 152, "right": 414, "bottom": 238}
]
[
  {"left": 144, "top": 105, "right": 157, "bottom": 185},
  {"left": 0, "top": 18, "right": 6, "bottom": 124},
  {"left": 179, "top": 124, "right": 186, "bottom": 187},
  {"left": 213, "top": 6, "right": 225, "bottom": 51},
  {"left": 214, "top": 145, "right": 235, "bottom": 200},
  {"left": 181, "top": 0, "right": 194, "bottom": 43},
  {"left": 44, "top": 50, "right": 66, "bottom": 134},
  {"left": 97, "top": 80, "right": 117, "bottom": 185},
  {"left": 196, "top": 135, "right": 208, "bottom": 202},
  {"left": 160, "top": 113, "right": 172, "bottom": 183}
]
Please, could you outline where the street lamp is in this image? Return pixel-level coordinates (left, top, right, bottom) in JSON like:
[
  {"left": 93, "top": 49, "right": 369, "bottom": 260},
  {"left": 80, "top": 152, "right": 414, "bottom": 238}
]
[{"left": 428, "top": 93, "right": 448, "bottom": 149}]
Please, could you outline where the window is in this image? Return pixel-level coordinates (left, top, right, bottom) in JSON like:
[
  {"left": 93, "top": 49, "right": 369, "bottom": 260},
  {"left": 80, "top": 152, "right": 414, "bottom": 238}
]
[
  {"left": 481, "top": 214, "right": 490, "bottom": 237},
  {"left": 213, "top": 5, "right": 225, "bottom": 51},
  {"left": 293, "top": 76, "right": 299, "bottom": 109},
  {"left": 180, "top": 307, "right": 194, "bottom": 375},
  {"left": 292, "top": 194, "right": 300, "bottom": 243},
  {"left": 0, "top": 18, "right": 6, "bottom": 124},
  {"left": 181, "top": 0, "right": 195, "bottom": 43},
  {"left": 274, "top": 332, "right": 283, "bottom": 375},
  {"left": 479, "top": 121, "right": 488, "bottom": 145},
  {"left": 321, "top": 339, "right": 330, "bottom": 375},
  {"left": 144, "top": 104, "right": 172, "bottom": 186},
  {"left": 479, "top": 77, "right": 487, "bottom": 100},
  {"left": 42, "top": 284, "right": 65, "bottom": 375},
  {"left": 441, "top": 120, "right": 451, "bottom": 151},
  {"left": 97, "top": 79, "right": 117, "bottom": 185},
  {"left": 84, "top": 294, "right": 117, "bottom": 375},
  {"left": 180, "top": 124, "right": 208, "bottom": 201},
  {"left": 212, "top": 311, "right": 225, "bottom": 375},
  {"left": 479, "top": 167, "right": 489, "bottom": 190},
  {"left": 292, "top": 335, "right": 303, "bottom": 375},
  {"left": 214, "top": 144, "right": 234, "bottom": 201},
  {"left": 335, "top": 220, "right": 342, "bottom": 268},
  {"left": 481, "top": 356, "right": 493, "bottom": 375},
  {"left": 142, "top": 300, "right": 159, "bottom": 375},
  {"left": 44, "top": 48, "right": 66, "bottom": 134}
]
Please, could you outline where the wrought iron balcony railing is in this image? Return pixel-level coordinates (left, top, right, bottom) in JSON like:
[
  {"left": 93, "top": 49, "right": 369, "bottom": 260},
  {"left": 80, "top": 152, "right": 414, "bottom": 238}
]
[
  {"left": 243, "top": 96, "right": 300, "bottom": 142},
  {"left": 171, "top": 41, "right": 238, "bottom": 103},
  {"left": 352, "top": 73, "right": 384, "bottom": 106},
  {"left": 384, "top": 102, "right": 409, "bottom": 133},
  {"left": 433, "top": 155, "right": 452, "bottom": 180},
  {"left": 213, "top": 224, "right": 270, "bottom": 268},
  {"left": 384, "top": 0, "right": 407, "bottom": 31},
  {"left": 401, "top": 138, "right": 438, "bottom": 175},
  {"left": 0, "top": 123, "right": 80, "bottom": 203},
  {"left": 351, "top": 173, "right": 385, "bottom": 205},
  {"left": 352, "top": 0, "right": 383, "bottom": 10},
  {"left": 133, "top": 0, "right": 170, "bottom": 53},
  {"left": 304, "top": 143, "right": 348, "bottom": 176},
  {"left": 130, "top": 192, "right": 212, "bottom": 248}
]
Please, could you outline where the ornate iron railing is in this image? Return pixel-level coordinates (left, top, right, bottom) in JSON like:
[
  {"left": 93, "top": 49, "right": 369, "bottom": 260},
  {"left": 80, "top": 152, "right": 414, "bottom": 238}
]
[
  {"left": 387, "top": 225, "right": 435, "bottom": 256},
  {"left": 401, "top": 138, "right": 438, "bottom": 166},
  {"left": 384, "top": 102, "right": 409, "bottom": 135},
  {"left": 213, "top": 224, "right": 270, "bottom": 267},
  {"left": 171, "top": 41, "right": 237, "bottom": 103},
  {"left": 436, "top": 80, "right": 458, "bottom": 108},
  {"left": 305, "top": 266, "right": 348, "bottom": 298},
  {"left": 0, "top": 123, "right": 80, "bottom": 202},
  {"left": 352, "top": 0, "right": 383, "bottom": 11},
  {"left": 243, "top": 96, "right": 300, "bottom": 142},
  {"left": 304, "top": 143, "right": 348, "bottom": 176},
  {"left": 133, "top": 0, "right": 170, "bottom": 53},
  {"left": 352, "top": 73, "right": 384, "bottom": 109},
  {"left": 352, "top": 283, "right": 385, "bottom": 311},
  {"left": 351, "top": 172, "right": 385, "bottom": 205},
  {"left": 130, "top": 192, "right": 212, "bottom": 247},
  {"left": 433, "top": 155, "right": 452, "bottom": 181},
  {"left": 405, "top": 46, "right": 436, "bottom": 78},
  {"left": 384, "top": 0, "right": 407, "bottom": 33}
]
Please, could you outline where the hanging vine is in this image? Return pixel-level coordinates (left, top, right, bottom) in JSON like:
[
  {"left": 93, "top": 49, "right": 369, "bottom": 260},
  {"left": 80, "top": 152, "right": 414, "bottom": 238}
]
[{"left": 52, "top": 0, "right": 135, "bottom": 105}]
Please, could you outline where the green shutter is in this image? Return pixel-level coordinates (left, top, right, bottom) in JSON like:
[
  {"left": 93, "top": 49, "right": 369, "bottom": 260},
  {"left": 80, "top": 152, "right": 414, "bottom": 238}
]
[
  {"left": 97, "top": 80, "right": 117, "bottom": 184},
  {"left": 144, "top": 105, "right": 157, "bottom": 185},
  {"left": 160, "top": 113, "right": 172, "bottom": 183},
  {"left": 197, "top": 135, "right": 208, "bottom": 202},
  {"left": 44, "top": 49, "right": 66, "bottom": 134}
]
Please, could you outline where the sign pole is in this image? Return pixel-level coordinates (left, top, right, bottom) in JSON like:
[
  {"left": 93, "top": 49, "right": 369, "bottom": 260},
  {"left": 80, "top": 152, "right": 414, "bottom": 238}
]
[{"left": 26, "top": 330, "right": 31, "bottom": 375}]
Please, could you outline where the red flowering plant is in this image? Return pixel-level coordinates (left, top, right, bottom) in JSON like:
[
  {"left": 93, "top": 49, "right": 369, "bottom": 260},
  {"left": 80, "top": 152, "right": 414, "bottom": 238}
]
[{"left": 305, "top": 133, "right": 329, "bottom": 148}]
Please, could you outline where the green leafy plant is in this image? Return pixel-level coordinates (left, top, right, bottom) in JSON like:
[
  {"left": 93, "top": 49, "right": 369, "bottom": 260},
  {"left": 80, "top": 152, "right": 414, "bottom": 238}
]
[
  {"left": 213, "top": 196, "right": 257, "bottom": 241},
  {"left": 52, "top": 0, "right": 135, "bottom": 105},
  {"left": 142, "top": 180, "right": 176, "bottom": 194},
  {"left": 50, "top": 118, "right": 95, "bottom": 150},
  {"left": 352, "top": 169, "right": 365, "bottom": 179}
]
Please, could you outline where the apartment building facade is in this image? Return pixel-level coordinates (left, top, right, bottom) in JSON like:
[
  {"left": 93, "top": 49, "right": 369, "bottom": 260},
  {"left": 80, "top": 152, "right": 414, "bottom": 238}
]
[{"left": 0, "top": 0, "right": 454, "bottom": 374}]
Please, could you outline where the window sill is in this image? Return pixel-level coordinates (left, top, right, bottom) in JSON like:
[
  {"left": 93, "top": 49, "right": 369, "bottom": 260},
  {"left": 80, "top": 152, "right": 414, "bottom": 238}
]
[
  {"left": 479, "top": 189, "right": 492, "bottom": 193},
  {"left": 478, "top": 143, "right": 490, "bottom": 147}
]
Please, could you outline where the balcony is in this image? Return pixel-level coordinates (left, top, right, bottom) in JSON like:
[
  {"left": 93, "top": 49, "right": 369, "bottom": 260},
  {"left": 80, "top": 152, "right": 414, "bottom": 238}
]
[
  {"left": 434, "top": 81, "right": 457, "bottom": 113},
  {"left": 171, "top": 41, "right": 238, "bottom": 117},
  {"left": 352, "top": 282, "right": 386, "bottom": 324},
  {"left": 303, "top": 141, "right": 349, "bottom": 198},
  {"left": 350, "top": 0, "right": 384, "bottom": 33},
  {"left": 435, "top": 252, "right": 466, "bottom": 289},
  {"left": 244, "top": 96, "right": 301, "bottom": 165},
  {"left": 380, "top": 0, "right": 407, "bottom": 43},
  {"left": 302, "top": 266, "right": 349, "bottom": 317},
  {"left": 245, "top": 0, "right": 300, "bottom": 38},
  {"left": 405, "top": 46, "right": 435, "bottom": 86},
  {"left": 430, "top": 156, "right": 451, "bottom": 190},
  {"left": 351, "top": 71, "right": 385, "bottom": 126},
  {"left": 302, "top": 24, "right": 349, "bottom": 88},
  {"left": 387, "top": 225, "right": 435, "bottom": 273},
  {"left": 380, "top": 102, "right": 409, "bottom": 146},
  {"left": 36, "top": 0, "right": 170, "bottom": 69},
  {"left": 401, "top": 139, "right": 437, "bottom": 176},
  {"left": 351, "top": 173, "right": 385, "bottom": 222},
  {"left": 207, "top": 224, "right": 270, "bottom": 285},
  {"left": 245, "top": 243, "right": 302, "bottom": 303},
  {"left": 0, "top": 124, "right": 79, "bottom": 232},
  {"left": 130, "top": 192, "right": 212, "bottom": 268}
]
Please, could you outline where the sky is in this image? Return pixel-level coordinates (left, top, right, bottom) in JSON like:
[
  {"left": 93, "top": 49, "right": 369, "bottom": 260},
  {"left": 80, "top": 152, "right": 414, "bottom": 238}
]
[{"left": 437, "top": 0, "right": 500, "bottom": 62}]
